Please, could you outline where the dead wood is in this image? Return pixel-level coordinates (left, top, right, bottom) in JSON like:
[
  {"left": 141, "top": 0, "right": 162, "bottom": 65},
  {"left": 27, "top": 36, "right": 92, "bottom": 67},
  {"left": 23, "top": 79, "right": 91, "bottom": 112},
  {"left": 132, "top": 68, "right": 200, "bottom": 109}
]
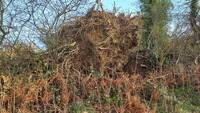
[{"left": 58, "top": 10, "right": 142, "bottom": 75}]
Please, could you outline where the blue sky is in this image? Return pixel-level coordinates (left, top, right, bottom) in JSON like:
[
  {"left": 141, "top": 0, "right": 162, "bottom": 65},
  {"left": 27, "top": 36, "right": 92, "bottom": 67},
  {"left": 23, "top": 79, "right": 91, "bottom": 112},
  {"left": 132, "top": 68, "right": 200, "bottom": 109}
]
[
  {"left": 101, "top": 0, "right": 140, "bottom": 14},
  {"left": 100, "top": 0, "right": 187, "bottom": 33}
]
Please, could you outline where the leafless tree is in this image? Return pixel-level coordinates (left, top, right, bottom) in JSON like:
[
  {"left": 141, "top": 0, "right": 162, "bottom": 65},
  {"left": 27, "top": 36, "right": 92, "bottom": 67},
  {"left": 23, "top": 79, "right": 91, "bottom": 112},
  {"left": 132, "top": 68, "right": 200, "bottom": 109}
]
[
  {"left": 0, "top": 0, "right": 15, "bottom": 45},
  {"left": 1, "top": 0, "right": 89, "bottom": 50}
]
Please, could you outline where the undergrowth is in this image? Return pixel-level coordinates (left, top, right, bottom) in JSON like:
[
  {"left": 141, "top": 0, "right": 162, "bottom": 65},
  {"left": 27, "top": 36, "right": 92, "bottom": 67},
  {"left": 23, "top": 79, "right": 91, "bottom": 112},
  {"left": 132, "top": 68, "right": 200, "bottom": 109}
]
[{"left": 0, "top": 61, "right": 199, "bottom": 113}]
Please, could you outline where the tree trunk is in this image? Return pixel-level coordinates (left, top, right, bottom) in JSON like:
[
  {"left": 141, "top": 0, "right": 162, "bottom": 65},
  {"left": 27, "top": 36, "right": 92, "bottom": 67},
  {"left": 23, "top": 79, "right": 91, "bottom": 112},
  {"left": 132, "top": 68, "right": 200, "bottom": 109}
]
[{"left": 190, "top": 0, "right": 200, "bottom": 41}]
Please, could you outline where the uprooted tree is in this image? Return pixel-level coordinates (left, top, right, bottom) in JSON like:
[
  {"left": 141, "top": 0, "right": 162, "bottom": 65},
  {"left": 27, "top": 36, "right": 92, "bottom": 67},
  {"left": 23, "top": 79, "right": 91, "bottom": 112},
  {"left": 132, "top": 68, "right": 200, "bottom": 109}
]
[{"left": 56, "top": 10, "right": 142, "bottom": 76}]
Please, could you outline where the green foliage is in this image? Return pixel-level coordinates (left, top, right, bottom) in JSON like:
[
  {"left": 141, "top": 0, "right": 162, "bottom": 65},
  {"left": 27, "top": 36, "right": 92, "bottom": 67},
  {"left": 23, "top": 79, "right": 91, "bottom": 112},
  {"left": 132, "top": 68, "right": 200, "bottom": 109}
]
[
  {"left": 140, "top": 0, "right": 171, "bottom": 47},
  {"left": 140, "top": 0, "right": 172, "bottom": 69},
  {"left": 68, "top": 102, "right": 95, "bottom": 113},
  {"left": 175, "top": 86, "right": 200, "bottom": 112}
]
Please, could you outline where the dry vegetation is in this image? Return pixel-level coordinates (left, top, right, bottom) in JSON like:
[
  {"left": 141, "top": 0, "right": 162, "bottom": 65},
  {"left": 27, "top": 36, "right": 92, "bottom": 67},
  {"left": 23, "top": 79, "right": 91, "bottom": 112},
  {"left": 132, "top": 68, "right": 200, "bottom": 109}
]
[
  {"left": 57, "top": 10, "right": 141, "bottom": 75},
  {"left": 0, "top": 10, "right": 200, "bottom": 113}
]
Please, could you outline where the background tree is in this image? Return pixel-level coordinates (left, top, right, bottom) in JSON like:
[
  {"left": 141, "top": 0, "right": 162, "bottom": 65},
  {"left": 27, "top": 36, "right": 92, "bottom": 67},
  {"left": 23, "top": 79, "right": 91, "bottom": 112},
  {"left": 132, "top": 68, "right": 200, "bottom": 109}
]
[
  {"left": 0, "top": 0, "right": 89, "bottom": 49},
  {"left": 140, "top": 0, "right": 172, "bottom": 49},
  {"left": 139, "top": 0, "right": 172, "bottom": 71},
  {"left": 189, "top": 0, "right": 200, "bottom": 42},
  {"left": 0, "top": 0, "right": 15, "bottom": 45}
]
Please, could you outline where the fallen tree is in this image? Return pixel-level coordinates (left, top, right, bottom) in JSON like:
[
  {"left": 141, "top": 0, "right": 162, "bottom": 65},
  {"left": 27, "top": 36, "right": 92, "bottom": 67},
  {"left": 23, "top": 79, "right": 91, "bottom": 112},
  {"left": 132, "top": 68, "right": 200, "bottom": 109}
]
[{"left": 57, "top": 10, "right": 142, "bottom": 75}]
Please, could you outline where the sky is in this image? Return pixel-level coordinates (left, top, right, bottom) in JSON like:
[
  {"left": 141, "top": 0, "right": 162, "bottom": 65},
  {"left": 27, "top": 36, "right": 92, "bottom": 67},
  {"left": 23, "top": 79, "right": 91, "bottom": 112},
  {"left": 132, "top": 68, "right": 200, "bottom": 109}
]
[
  {"left": 100, "top": 0, "right": 189, "bottom": 34},
  {"left": 101, "top": 0, "right": 140, "bottom": 14},
  {"left": 3, "top": 0, "right": 194, "bottom": 49}
]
